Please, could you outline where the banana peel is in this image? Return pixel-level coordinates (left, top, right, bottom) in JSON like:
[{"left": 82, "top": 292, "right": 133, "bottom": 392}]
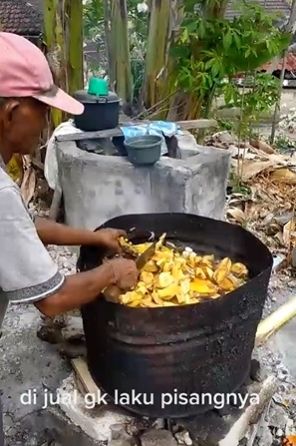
[
  {"left": 113, "top": 236, "right": 296, "bottom": 342},
  {"left": 115, "top": 235, "right": 249, "bottom": 308}
]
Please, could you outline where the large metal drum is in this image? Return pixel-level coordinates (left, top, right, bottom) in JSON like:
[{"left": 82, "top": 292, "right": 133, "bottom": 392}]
[{"left": 78, "top": 213, "right": 273, "bottom": 418}]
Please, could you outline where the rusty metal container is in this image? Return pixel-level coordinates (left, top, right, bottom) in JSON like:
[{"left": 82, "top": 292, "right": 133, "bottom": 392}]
[{"left": 78, "top": 213, "right": 273, "bottom": 418}]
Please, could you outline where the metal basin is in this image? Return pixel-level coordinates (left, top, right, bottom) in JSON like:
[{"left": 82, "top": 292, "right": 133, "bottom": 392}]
[{"left": 124, "top": 135, "right": 162, "bottom": 166}]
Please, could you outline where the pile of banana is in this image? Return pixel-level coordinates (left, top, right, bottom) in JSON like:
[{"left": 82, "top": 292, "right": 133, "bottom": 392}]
[{"left": 118, "top": 236, "right": 249, "bottom": 308}]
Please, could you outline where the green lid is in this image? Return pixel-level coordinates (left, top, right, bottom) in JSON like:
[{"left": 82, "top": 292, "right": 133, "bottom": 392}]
[{"left": 88, "top": 77, "right": 109, "bottom": 96}]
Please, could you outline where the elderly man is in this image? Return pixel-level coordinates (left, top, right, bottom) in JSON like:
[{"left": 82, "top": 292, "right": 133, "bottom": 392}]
[{"left": 0, "top": 32, "right": 138, "bottom": 444}]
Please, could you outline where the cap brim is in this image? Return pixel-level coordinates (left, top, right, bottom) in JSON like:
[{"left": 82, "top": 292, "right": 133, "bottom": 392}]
[{"left": 33, "top": 87, "right": 84, "bottom": 115}]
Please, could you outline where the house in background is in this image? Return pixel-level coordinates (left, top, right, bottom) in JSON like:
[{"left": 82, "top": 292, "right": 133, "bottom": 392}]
[
  {"left": 225, "top": 0, "right": 291, "bottom": 21},
  {"left": 0, "top": 0, "right": 43, "bottom": 45}
]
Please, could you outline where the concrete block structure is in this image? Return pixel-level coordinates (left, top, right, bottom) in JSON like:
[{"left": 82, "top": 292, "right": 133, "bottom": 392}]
[{"left": 56, "top": 138, "right": 231, "bottom": 230}]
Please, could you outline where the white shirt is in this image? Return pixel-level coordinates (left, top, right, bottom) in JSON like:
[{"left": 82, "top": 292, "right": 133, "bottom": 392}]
[{"left": 0, "top": 154, "right": 64, "bottom": 328}]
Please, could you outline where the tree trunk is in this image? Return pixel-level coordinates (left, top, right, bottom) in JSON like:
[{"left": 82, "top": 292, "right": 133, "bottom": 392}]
[
  {"left": 44, "top": 0, "right": 65, "bottom": 126},
  {"left": 67, "top": 0, "right": 84, "bottom": 95},
  {"left": 103, "top": 0, "right": 112, "bottom": 79},
  {"left": 204, "top": 0, "right": 229, "bottom": 18},
  {"left": 107, "top": 0, "right": 133, "bottom": 109},
  {"left": 144, "top": 0, "right": 182, "bottom": 112},
  {"left": 44, "top": 0, "right": 84, "bottom": 127}
]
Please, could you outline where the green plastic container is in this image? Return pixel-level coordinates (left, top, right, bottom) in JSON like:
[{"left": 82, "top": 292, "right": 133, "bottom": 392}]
[
  {"left": 124, "top": 135, "right": 162, "bottom": 166},
  {"left": 88, "top": 77, "right": 109, "bottom": 96}
]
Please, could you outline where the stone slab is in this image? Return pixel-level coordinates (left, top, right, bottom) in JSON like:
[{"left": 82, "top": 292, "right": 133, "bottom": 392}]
[
  {"left": 57, "top": 374, "right": 135, "bottom": 443},
  {"left": 140, "top": 429, "right": 177, "bottom": 446},
  {"left": 56, "top": 140, "right": 230, "bottom": 230}
]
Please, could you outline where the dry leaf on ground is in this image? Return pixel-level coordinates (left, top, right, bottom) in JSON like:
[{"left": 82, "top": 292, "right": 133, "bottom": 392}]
[
  {"left": 20, "top": 156, "right": 36, "bottom": 205},
  {"left": 283, "top": 219, "right": 296, "bottom": 247},
  {"left": 239, "top": 160, "right": 276, "bottom": 181},
  {"left": 226, "top": 208, "right": 246, "bottom": 224},
  {"left": 250, "top": 138, "right": 276, "bottom": 154},
  {"left": 270, "top": 168, "right": 296, "bottom": 185}
]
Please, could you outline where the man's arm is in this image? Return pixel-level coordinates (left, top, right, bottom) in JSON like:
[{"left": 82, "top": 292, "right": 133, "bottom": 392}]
[
  {"left": 34, "top": 266, "right": 112, "bottom": 316},
  {"left": 0, "top": 186, "right": 138, "bottom": 317},
  {"left": 35, "top": 217, "right": 125, "bottom": 251},
  {"left": 35, "top": 259, "right": 136, "bottom": 317}
]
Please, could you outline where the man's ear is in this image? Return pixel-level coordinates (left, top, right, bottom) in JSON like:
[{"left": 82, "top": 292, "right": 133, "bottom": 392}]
[{"left": 2, "top": 100, "right": 21, "bottom": 126}]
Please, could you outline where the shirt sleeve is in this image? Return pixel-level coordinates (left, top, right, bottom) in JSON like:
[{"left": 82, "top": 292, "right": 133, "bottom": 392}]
[{"left": 0, "top": 185, "right": 64, "bottom": 303}]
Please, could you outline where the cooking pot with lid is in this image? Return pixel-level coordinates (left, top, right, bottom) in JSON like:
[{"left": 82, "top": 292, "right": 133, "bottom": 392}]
[{"left": 73, "top": 77, "right": 120, "bottom": 132}]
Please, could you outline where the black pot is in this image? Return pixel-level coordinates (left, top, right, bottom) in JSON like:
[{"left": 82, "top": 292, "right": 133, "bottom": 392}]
[
  {"left": 73, "top": 90, "right": 120, "bottom": 132},
  {"left": 78, "top": 213, "right": 273, "bottom": 418}
]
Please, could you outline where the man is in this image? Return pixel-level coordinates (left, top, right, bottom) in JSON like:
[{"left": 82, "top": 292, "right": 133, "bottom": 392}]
[{"left": 0, "top": 32, "right": 139, "bottom": 444}]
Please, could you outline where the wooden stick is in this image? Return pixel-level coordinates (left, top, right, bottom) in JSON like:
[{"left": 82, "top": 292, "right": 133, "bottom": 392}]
[
  {"left": 71, "top": 357, "right": 99, "bottom": 396},
  {"left": 55, "top": 119, "right": 218, "bottom": 142},
  {"left": 219, "top": 376, "right": 277, "bottom": 446},
  {"left": 255, "top": 295, "right": 296, "bottom": 346}
]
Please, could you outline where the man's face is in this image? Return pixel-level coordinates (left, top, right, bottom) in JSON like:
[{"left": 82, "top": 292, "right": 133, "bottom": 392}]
[{"left": 0, "top": 97, "right": 48, "bottom": 157}]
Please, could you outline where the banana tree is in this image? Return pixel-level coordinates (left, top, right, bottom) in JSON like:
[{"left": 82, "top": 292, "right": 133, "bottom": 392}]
[
  {"left": 104, "top": 0, "right": 133, "bottom": 107},
  {"left": 67, "top": 0, "right": 84, "bottom": 95},
  {"left": 44, "top": 0, "right": 84, "bottom": 127},
  {"left": 143, "top": 0, "right": 175, "bottom": 110}
]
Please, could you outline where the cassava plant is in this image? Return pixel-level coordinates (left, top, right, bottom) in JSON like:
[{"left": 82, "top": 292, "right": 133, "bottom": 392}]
[
  {"left": 222, "top": 73, "right": 280, "bottom": 140},
  {"left": 171, "top": 1, "right": 290, "bottom": 120}
]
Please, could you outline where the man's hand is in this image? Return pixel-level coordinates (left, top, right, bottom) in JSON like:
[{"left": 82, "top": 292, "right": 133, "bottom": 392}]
[
  {"left": 35, "top": 257, "right": 139, "bottom": 317},
  {"left": 107, "top": 257, "right": 139, "bottom": 290},
  {"left": 94, "top": 228, "right": 126, "bottom": 253}
]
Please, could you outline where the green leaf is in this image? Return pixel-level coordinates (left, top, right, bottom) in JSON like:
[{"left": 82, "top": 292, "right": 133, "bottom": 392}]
[
  {"left": 181, "top": 28, "right": 189, "bottom": 43},
  {"left": 205, "top": 58, "right": 215, "bottom": 70},
  {"left": 198, "top": 21, "right": 206, "bottom": 39},
  {"left": 224, "top": 83, "right": 235, "bottom": 104},
  {"left": 223, "top": 31, "right": 232, "bottom": 50},
  {"left": 211, "top": 61, "right": 221, "bottom": 78},
  {"left": 233, "top": 32, "right": 241, "bottom": 49},
  {"left": 186, "top": 21, "right": 198, "bottom": 34}
]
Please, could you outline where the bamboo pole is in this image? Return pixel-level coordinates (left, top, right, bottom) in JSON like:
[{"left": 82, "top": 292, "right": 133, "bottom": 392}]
[{"left": 255, "top": 295, "right": 296, "bottom": 346}]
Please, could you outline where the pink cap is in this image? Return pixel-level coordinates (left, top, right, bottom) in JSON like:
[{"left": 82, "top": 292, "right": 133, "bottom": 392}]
[{"left": 0, "top": 32, "right": 84, "bottom": 115}]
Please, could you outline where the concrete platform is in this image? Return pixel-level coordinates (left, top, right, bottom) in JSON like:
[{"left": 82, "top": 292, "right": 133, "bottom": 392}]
[{"left": 56, "top": 137, "right": 230, "bottom": 229}]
